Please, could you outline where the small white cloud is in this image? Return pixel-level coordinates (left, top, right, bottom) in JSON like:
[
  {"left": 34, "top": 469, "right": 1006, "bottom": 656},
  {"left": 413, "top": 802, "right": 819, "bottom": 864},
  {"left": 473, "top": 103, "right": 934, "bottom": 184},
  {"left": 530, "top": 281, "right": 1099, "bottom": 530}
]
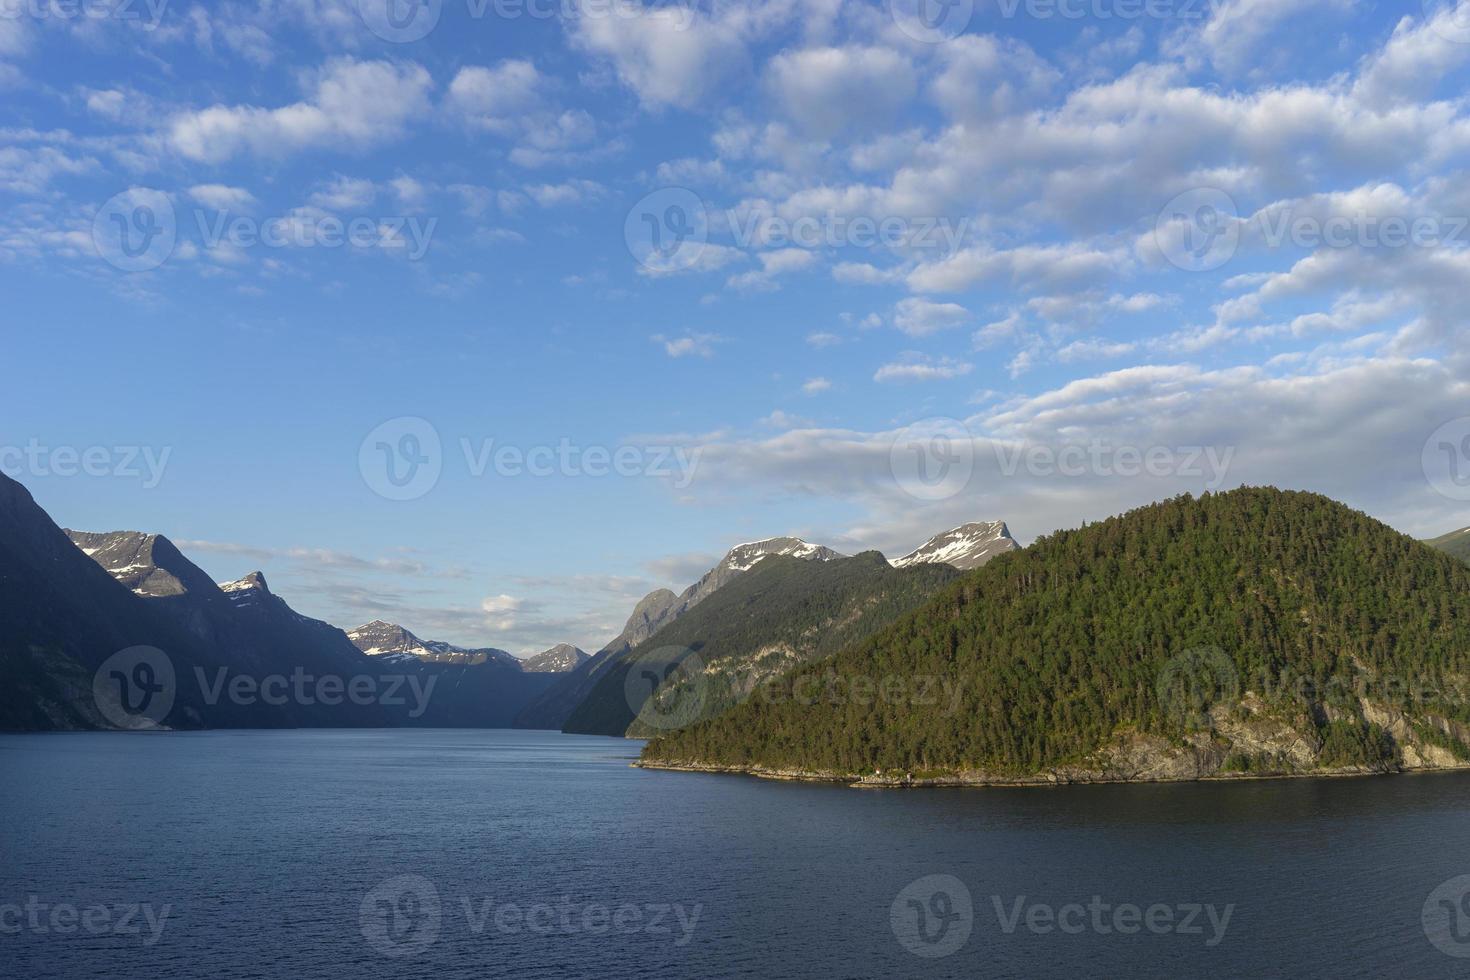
[
  {"left": 874, "top": 353, "right": 973, "bottom": 383},
  {"left": 652, "top": 333, "right": 723, "bottom": 358},
  {"left": 893, "top": 297, "right": 971, "bottom": 337},
  {"left": 802, "top": 377, "right": 832, "bottom": 395},
  {"left": 188, "top": 184, "right": 256, "bottom": 210},
  {"left": 308, "top": 175, "right": 377, "bottom": 211}
]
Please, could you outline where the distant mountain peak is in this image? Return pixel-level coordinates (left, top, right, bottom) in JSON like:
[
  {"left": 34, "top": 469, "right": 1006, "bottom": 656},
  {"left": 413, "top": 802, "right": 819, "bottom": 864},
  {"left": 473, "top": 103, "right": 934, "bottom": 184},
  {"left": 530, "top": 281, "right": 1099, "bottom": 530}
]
[
  {"left": 720, "top": 536, "right": 845, "bottom": 573},
  {"left": 65, "top": 529, "right": 217, "bottom": 598},
  {"left": 892, "top": 521, "right": 1019, "bottom": 571},
  {"left": 523, "top": 643, "right": 590, "bottom": 673},
  {"left": 346, "top": 620, "right": 517, "bottom": 668},
  {"left": 222, "top": 571, "right": 270, "bottom": 594}
]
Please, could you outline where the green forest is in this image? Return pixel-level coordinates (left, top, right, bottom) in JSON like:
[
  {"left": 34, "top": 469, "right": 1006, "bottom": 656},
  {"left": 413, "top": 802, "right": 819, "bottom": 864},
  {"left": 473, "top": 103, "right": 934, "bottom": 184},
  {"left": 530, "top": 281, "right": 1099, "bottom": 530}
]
[{"left": 642, "top": 488, "right": 1470, "bottom": 776}]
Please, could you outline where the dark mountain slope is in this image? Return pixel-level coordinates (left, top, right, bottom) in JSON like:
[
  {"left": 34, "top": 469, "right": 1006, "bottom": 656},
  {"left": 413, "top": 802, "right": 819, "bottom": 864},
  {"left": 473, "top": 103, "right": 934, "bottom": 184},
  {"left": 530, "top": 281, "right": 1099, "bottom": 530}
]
[{"left": 564, "top": 551, "right": 959, "bottom": 737}]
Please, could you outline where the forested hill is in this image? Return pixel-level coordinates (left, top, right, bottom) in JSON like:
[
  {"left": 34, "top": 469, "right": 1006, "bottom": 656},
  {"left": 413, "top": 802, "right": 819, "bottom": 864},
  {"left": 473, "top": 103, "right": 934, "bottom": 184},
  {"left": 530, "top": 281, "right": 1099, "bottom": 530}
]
[
  {"left": 641, "top": 488, "right": 1470, "bottom": 784},
  {"left": 562, "top": 551, "right": 958, "bottom": 738}
]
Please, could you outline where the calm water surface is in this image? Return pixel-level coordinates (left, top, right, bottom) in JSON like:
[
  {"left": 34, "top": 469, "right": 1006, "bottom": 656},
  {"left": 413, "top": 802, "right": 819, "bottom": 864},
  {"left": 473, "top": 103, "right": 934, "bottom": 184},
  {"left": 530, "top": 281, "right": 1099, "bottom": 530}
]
[{"left": 2, "top": 729, "right": 1469, "bottom": 978}]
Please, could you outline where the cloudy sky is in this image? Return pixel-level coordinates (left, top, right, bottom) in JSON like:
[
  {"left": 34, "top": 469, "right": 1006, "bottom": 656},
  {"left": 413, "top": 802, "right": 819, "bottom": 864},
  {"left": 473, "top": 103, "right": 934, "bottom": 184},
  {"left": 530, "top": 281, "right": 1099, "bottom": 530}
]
[{"left": 3, "top": 0, "right": 1469, "bottom": 654}]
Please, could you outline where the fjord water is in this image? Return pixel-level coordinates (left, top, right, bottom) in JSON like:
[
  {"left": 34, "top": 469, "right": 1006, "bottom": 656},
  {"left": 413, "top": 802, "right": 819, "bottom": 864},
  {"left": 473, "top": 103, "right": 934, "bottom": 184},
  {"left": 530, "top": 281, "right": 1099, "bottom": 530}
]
[{"left": 2, "top": 730, "right": 1467, "bottom": 979}]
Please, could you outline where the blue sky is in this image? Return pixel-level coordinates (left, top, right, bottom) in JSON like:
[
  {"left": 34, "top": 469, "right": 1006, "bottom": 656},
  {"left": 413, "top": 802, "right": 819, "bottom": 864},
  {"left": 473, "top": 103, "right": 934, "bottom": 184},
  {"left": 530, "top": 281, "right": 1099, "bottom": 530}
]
[{"left": 3, "top": 0, "right": 1470, "bottom": 654}]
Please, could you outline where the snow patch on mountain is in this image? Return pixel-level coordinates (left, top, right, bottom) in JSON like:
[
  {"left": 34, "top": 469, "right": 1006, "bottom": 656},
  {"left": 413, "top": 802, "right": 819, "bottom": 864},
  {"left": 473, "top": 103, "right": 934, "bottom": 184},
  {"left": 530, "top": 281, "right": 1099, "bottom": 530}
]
[{"left": 891, "top": 521, "right": 1019, "bottom": 571}]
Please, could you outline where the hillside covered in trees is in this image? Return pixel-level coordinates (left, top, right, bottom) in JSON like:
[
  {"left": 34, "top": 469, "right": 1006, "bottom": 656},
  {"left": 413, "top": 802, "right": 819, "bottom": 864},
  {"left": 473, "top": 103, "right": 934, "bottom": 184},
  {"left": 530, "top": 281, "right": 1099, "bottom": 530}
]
[
  {"left": 641, "top": 489, "right": 1470, "bottom": 784},
  {"left": 1427, "top": 527, "right": 1470, "bottom": 566},
  {"left": 563, "top": 552, "right": 958, "bottom": 737}
]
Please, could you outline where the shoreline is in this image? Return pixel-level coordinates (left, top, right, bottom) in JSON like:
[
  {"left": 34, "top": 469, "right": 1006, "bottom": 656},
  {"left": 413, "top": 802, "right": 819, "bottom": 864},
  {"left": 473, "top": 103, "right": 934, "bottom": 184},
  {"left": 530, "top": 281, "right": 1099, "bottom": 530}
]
[{"left": 632, "top": 757, "right": 1470, "bottom": 788}]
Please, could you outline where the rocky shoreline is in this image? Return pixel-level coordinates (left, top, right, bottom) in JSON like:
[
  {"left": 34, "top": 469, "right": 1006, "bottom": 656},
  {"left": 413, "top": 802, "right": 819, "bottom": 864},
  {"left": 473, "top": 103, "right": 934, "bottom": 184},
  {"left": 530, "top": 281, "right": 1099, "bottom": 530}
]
[{"left": 632, "top": 756, "right": 1470, "bottom": 788}]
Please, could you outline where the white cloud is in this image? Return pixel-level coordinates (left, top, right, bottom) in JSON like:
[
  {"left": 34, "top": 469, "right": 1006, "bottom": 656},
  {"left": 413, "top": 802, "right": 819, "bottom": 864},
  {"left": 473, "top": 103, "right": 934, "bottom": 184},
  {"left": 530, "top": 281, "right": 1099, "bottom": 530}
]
[
  {"left": 524, "top": 179, "right": 605, "bottom": 206},
  {"left": 893, "top": 297, "right": 970, "bottom": 337},
  {"left": 188, "top": 184, "right": 256, "bottom": 210},
  {"left": 567, "top": 0, "right": 791, "bottom": 109},
  {"left": 168, "top": 59, "right": 433, "bottom": 162},
  {"left": 308, "top": 175, "right": 377, "bottom": 211},
  {"left": 874, "top": 353, "right": 973, "bottom": 383},
  {"left": 653, "top": 333, "right": 723, "bottom": 358},
  {"left": 765, "top": 45, "right": 916, "bottom": 139},
  {"left": 802, "top": 377, "right": 832, "bottom": 394}
]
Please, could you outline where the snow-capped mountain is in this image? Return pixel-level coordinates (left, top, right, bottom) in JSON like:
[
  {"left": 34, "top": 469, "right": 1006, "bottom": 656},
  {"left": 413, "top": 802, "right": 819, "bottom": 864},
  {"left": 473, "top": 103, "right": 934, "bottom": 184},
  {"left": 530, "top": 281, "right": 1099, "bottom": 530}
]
[
  {"left": 346, "top": 620, "right": 518, "bottom": 668},
  {"left": 512, "top": 536, "right": 845, "bottom": 729},
  {"left": 66, "top": 529, "right": 218, "bottom": 598},
  {"left": 891, "top": 521, "right": 1019, "bottom": 571},
  {"left": 523, "top": 643, "right": 590, "bottom": 673}
]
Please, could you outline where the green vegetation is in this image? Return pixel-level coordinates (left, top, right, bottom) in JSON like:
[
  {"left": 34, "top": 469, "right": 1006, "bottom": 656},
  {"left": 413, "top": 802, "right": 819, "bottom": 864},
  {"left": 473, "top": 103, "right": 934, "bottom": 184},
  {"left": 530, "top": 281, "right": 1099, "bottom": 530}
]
[
  {"left": 1426, "top": 527, "right": 1470, "bottom": 566},
  {"left": 642, "top": 488, "right": 1470, "bottom": 776},
  {"left": 562, "top": 551, "right": 958, "bottom": 737}
]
